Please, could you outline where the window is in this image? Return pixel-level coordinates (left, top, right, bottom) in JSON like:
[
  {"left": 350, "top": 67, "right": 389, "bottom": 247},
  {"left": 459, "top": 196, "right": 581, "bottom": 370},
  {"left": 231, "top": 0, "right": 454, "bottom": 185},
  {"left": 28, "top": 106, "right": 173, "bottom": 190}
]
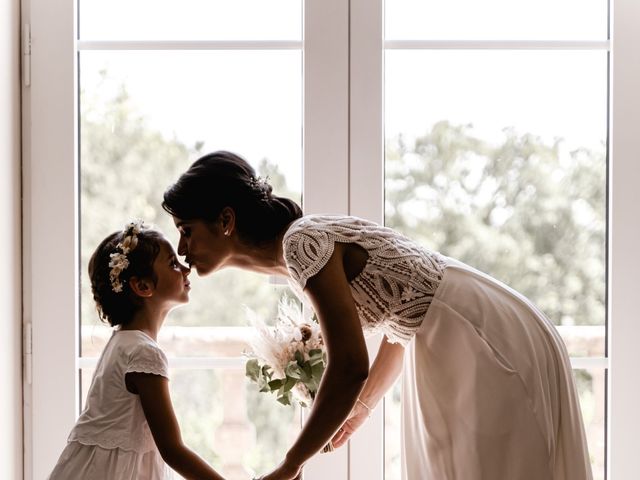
[
  {"left": 382, "top": 2, "right": 608, "bottom": 477},
  {"left": 78, "top": 2, "right": 304, "bottom": 474},
  {"left": 23, "top": 1, "right": 639, "bottom": 479}
]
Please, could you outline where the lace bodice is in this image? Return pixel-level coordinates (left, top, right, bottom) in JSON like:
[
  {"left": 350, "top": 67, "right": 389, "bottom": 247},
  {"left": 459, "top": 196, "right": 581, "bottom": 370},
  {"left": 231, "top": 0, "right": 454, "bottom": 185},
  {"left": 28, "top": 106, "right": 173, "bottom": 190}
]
[{"left": 283, "top": 215, "right": 447, "bottom": 346}]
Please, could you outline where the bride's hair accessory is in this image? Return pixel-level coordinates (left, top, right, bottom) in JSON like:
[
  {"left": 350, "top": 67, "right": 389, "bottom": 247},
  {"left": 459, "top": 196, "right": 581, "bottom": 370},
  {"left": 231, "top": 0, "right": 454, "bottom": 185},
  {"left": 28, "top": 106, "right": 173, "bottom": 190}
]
[
  {"left": 248, "top": 175, "right": 272, "bottom": 202},
  {"left": 109, "top": 219, "right": 146, "bottom": 293}
]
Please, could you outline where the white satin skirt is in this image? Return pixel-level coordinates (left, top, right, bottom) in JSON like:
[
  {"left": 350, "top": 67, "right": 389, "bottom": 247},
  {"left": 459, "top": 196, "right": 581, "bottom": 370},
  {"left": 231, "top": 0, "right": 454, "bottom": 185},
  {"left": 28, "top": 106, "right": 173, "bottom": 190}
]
[{"left": 401, "top": 258, "right": 593, "bottom": 480}]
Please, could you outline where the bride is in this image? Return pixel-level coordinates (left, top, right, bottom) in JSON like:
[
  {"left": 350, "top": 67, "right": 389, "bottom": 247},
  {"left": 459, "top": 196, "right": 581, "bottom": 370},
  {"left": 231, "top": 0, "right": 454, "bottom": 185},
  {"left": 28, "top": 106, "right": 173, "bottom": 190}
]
[{"left": 163, "top": 150, "right": 592, "bottom": 480}]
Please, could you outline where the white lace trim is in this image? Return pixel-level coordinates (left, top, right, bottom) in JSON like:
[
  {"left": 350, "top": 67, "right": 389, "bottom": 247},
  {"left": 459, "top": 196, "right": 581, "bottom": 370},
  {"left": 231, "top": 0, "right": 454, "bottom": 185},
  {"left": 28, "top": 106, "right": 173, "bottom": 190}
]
[
  {"left": 67, "top": 433, "right": 157, "bottom": 454},
  {"left": 126, "top": 344, "right": 169, "bottom": 379},
  {"left": 283, "top": 215, "right": 446, "bottom": 346},
  {"left": 125, "top": 365, "right": 169, "bottom": 379}
]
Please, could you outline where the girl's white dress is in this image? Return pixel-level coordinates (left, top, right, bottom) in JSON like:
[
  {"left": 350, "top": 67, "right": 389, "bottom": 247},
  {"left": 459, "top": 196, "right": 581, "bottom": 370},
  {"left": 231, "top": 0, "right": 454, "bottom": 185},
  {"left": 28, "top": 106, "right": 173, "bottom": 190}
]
[
  {"left": 283, "top": 215, "right": 593, "bottom": 480},
  {"left": 49, "top": 330, "right": 175, "bottom": 480}
]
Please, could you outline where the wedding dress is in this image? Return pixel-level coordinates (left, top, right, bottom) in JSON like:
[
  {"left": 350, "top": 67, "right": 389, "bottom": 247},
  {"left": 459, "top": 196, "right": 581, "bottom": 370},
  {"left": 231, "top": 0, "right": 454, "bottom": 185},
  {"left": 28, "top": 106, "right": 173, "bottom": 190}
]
[{"left": 283, "top": 214, "right": 592, "bottom": 480}]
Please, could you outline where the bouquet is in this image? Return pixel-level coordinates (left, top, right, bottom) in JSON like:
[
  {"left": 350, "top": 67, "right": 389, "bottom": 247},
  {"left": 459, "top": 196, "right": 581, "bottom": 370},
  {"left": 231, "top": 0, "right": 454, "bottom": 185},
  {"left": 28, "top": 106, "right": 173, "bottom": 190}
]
[{"left": 245, "top": 298, "right": 333, "bottom": 452}]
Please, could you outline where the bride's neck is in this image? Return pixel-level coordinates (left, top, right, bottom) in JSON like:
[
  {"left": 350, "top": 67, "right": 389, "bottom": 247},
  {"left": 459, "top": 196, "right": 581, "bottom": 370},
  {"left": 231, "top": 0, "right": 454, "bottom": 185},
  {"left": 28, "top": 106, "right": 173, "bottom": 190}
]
[{"left": 230, "top": 235, "right": 289, "bottom": 277}]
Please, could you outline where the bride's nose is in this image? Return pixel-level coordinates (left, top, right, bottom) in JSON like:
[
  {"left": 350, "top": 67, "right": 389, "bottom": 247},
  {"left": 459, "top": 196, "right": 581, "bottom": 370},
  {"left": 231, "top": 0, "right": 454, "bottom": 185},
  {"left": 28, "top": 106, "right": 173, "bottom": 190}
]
[{"left": 177, "top": 236, "right": 187, "bottom": 256}]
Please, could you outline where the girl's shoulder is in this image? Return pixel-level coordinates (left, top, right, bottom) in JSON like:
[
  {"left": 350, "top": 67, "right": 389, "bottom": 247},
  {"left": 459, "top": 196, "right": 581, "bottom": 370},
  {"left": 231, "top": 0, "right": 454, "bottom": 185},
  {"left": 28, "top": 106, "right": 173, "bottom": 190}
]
[
  {"left": 108, "top": 330, "right": 166, "bottom": 363},
  {"left": 113, "top": 330, "right": 169, "bottom": 378}
]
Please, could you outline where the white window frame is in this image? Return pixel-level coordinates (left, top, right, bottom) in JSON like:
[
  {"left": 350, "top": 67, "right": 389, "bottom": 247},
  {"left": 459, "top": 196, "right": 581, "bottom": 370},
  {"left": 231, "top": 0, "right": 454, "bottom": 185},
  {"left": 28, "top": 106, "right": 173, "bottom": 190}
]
[{"left": 22, "top": 0, "right": 639, "bottom": 479}]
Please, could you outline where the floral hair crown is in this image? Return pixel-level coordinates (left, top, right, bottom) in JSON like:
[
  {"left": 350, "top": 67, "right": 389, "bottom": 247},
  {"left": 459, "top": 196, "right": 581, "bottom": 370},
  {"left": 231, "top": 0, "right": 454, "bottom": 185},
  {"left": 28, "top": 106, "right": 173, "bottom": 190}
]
[{"left": 108, "top": 219, "right": 146, "bottom": 293}]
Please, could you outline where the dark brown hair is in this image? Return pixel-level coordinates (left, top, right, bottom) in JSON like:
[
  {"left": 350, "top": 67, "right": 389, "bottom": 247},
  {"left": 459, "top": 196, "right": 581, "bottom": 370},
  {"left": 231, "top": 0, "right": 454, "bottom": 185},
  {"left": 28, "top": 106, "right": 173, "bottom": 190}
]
[
  {"left": 162, "top": 151, "right": 303, "bottom": 245},
  {"left": 88, "top": 228, "right": 164, "bottom": 327}
]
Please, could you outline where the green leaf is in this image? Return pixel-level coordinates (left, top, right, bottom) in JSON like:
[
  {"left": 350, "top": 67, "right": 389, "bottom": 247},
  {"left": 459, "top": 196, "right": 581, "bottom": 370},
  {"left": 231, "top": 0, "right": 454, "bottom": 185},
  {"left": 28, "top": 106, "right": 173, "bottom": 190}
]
[
  {"left": 261, "top": 364, "right": 273, "bottom": 380},
  {"left": 295, "top": 350, "right": 305, "bottom": 366},
  {"left": 283, "top": 376, "right": 297, "bottom": 393},
  {"left": 300, "top": 362, "right": 312, "bottom": 382},
  {"left": 277, "top": 392, "right": 292, "bottom": 406},
  {"left": 311, "top": 362, "right": 325, "bottom": 378},
  {"left": 308, "top": 349, "right": 324, "bottom": 366},
  {"left": 268, "top": 378, "right": 284, "bottom": 391},
  {"left": 285, "top": 361, "right": 302, "bottom": 379},
  {"left": 245, "top": 359, "right": 260, "bottom": 382}
]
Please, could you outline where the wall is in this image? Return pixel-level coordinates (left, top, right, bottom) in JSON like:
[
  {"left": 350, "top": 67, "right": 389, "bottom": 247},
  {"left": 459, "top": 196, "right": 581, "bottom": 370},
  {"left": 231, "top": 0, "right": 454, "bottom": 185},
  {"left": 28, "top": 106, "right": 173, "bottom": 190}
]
[{"left": 0, "top": 0, "right": 24, "bottom": 477}]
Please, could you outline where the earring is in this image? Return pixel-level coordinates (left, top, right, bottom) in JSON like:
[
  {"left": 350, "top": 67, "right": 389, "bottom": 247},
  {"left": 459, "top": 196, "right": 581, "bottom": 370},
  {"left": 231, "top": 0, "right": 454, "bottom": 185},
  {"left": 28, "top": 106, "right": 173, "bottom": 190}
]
[{"left": 224, "top": 230, "right": 230, "bottom": 236}]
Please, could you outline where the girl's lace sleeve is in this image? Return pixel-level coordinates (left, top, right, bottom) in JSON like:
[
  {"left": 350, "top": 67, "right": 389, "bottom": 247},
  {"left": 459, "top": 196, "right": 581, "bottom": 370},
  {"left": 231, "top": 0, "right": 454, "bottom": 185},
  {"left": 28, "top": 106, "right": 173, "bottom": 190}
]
[
  {"left": 125, "top": 343, "right": 169, "bottom": 379},
  {"left": 283, "top": 227, "right": 335, "bottom": 291}
]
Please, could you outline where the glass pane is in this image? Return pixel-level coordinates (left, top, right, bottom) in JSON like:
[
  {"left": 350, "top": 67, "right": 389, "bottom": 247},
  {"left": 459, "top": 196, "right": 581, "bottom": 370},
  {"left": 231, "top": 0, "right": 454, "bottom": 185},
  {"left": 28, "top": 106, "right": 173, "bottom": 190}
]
[
  {"left": 79, "top": 49, "right": 302, "bottom": 345},
  {"left": 575, "top": 368, "right": 606, "bottom": 480},
  {"left": 385, "top": 50, "right": 606, "bottom": 356},
  {"left": 384, "top": 379, "right": 402, "bottom": 480},
  {"left": 384, "top": 368, "right": 605, "bottom": 479},
  {"left": 81, "top": 368, "right": 301, "bottom": 478},
  {"left": 385, "top": 0, "right": 607, "bottom": 41},
  {"left": 79, "top": 0, "right": 302, "bottom": 41}
]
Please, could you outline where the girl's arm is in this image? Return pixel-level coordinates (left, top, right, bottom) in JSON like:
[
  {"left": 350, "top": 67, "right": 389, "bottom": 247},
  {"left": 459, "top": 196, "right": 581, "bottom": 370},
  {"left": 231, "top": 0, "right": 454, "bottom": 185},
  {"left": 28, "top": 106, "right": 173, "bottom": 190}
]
[
  {"left": 331, "top": 335, "right": 405, "bottom": 448},
  {"left": 258, "top": 243, "right": 371, "bottom": 480},
  {"left": 126, "top": 372, "right": 226, "bottom": 480}
]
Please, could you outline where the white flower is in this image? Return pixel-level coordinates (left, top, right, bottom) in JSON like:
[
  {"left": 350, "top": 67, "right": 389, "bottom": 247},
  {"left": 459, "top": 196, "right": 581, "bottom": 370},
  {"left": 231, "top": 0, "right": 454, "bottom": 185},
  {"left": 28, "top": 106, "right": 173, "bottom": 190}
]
[
  {"left": 109, "top": 252, "right": 129, "bottom": 270},
  {"left": 245, "top": 297, "right": 327, "bottom": 406},
  {"left": 292, "top": 328, "right": 302, "bottom": 342},
  {"left": 118, "top": 235, "right": 138, "bottom": 254},
  {"left": 107, "top": 219, "right": 148, "bottom": 293},
  {"left": 109, "top": 252, "right": 130, "bottom": 292},
  {"left": 127, "top": 219, "right": 145, "bottom": 235}
]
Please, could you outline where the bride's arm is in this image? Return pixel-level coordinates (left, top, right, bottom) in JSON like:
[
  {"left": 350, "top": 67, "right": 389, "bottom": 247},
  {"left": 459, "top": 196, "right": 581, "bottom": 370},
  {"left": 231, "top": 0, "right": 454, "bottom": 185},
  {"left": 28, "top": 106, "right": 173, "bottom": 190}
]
[
  {"left": 332, "top": 335, "right": 405, "bottom": 448},
  {"left": 258, "top": 243, "right": 371, "bottom": 479}
]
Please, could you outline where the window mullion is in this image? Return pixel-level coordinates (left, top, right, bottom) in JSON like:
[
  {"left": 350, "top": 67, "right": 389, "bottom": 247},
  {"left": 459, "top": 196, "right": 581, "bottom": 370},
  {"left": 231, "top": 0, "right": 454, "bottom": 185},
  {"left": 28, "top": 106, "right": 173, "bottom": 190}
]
[
  {"left": 301, "top": 0, "right": 349, "bottom": 478},
  {"left": 302, "top": 0, "right": 349, "bottom": 216},
  {"left": 348, "top": 0, "right": 384, "bottom": 479},
  {"left": 384, "top": 40, "right": 610, "bottom": 50},
  {"left": 77, "top": 40, "right": 302, "bottom": 51}
]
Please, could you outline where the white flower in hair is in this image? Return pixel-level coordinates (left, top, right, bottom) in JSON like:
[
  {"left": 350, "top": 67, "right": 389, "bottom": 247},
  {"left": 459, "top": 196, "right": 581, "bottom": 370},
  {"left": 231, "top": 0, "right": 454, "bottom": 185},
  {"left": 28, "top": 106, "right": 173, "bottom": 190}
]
[
  {"left": 108, "top": 219, "right": 147, "bottom": 293},
  {"left": 109, "top": 252, "right": 129, "bottom": 271},
  {"left": 129, "top": 221, "right": 143, "bottom": 235},
  {"left": 118, "top": 235, "right": 138, "bottom": 254},
  {"left": 109, "top": 252, "right": 130, "bottom": 292}
]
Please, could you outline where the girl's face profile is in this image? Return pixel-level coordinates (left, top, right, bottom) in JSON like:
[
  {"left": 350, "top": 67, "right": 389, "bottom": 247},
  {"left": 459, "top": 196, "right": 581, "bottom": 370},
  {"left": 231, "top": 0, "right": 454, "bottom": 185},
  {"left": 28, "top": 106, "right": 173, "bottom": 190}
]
[
  {"left": 151, "top": 239, "right": 191, "bottom": 305},
  {"left": 172, "top": 217, "right": 230, "bottom": 276}
]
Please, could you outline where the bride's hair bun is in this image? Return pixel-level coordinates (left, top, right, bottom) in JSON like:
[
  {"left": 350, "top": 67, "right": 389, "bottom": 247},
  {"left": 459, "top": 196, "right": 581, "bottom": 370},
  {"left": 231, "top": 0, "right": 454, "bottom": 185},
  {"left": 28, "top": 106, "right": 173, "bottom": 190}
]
[{"left": 163, "top": 151, "right": 302, "bottom": 246}]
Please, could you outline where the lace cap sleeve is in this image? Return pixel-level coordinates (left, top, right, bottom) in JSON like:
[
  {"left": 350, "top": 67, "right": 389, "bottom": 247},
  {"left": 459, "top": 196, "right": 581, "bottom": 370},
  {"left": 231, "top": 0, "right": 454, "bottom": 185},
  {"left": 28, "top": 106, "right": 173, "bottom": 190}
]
[
  {"left": 283, "top": 227, "right": 335, "bottom": 290},
  {"left": 125, "top": 342, "right": 169, "bottom": 379}
]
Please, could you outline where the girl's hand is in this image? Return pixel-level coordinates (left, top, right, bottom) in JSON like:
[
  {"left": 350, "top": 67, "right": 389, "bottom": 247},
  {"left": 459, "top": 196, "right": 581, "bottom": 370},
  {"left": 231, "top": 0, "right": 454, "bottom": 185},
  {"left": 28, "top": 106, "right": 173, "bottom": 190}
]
[
  {"left": 254, "top": 459, "right": 302, "bottom": 480},
  {"left": 330, "top": 401, "right": 370, "bottom": 449}
]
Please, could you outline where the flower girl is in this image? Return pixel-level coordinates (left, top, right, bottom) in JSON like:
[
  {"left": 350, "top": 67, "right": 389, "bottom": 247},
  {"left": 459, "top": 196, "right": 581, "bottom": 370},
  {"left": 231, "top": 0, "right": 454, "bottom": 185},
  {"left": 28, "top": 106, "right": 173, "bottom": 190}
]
[{"left": 49, "top": 221, "right": 226, "bottom": 480}]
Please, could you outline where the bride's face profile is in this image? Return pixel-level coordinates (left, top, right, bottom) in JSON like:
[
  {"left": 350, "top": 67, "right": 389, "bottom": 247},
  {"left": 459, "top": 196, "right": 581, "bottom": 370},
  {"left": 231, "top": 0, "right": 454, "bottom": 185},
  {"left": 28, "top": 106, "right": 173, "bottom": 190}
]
[{"left": 172, "top": 216, "right": 231, "bottom": 276}]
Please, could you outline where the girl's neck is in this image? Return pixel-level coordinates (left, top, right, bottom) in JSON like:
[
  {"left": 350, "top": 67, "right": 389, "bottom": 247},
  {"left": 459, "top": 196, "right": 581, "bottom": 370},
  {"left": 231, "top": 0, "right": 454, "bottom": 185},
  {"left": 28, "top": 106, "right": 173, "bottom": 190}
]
[{"left": 120, "top": 306, "right": 169, "bottom": 341}]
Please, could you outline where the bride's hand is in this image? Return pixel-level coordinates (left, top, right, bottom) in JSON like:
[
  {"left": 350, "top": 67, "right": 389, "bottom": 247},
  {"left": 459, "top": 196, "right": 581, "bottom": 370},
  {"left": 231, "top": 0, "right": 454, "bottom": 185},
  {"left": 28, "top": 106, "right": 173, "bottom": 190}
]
[
  {"left": 330, "top": 401, "right": 370, "bottom": 449},
  {"left": 253, "top": 459, "right": 302, "bottom": 480}
]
